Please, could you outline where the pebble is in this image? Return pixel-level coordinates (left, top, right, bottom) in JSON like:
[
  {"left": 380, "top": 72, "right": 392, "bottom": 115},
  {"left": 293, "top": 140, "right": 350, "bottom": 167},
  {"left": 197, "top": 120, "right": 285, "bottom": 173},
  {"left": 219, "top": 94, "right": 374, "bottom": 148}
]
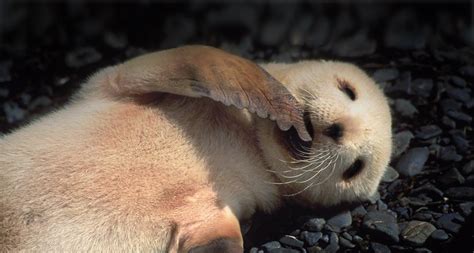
[
  {"left": 382, "top": 166, "right": 399, "bottom": 183},
  {"left": 400, "top": 220, "right": 436, "bottom": 246},
  {"left": 449, "top": 76, "right": 467, "bottom": 87},
  {"left": 415, "top": 125, "right": 442, "bottom": 140},
  {"left": 28, "top": 96, "right": 52, "bottom": 111},
  {"left": 332, "top": 32, "right": 376, "bottom": 57},
  {"left": 394, "top": 99, "right": 418, "bottom": 117},
  {"left": 370, "top": 242, "right": 391, "bottom": 253},
  {"left": 440, "top": 99, "right": 461, "bottom": 114},
  {"left": 459, "top": 202, "right": 474, "bottom": 216},
  {"left": 326, "top": 211, "right": 352, "bottom": 232},
  {"left": 3, "top": 101, "right": 26, "bottom": 123},
  {"left": 450, "top": 131, "right": 469, "bottom": 153},
  {"left": 462, "top": 160, "right": 474, "bottom": 175},
  {"left": 303, "top": 218, "right": 326, "bottom": 232},
  {"left": 362, "top": 211, "right": 400, "bottom": 243},
  {"left": 0, "top": 60, "right": 12, "bottom": 82},
  {"left": 459, "top": 65, "right": 474, "bottom": 77},
  {"left": 268, "top": 248, "right": 300, "bottom": 253},
  {"left": 393, "top": 130, "right": 414, "bottom": 158},
  {"left": 373, "top": 68, "right": 400, "bottom": 83},
  {"left": 262, "top": 241, "right": 281, "bottom": 252},
  {"left": 351, "top": 205, "right": 368, "bottom": 217},
  {"left": 395, "top": 147, "right": 429, "bottom": 177},
  {"left": 300, "top": 231, "right": 322, "bottom": 246},
  {"left": 323, "top": 232, "right": 339, "bottom": 253},
  {"left": 412, "top": 78, "right": 433, "bottom": 97},
  {"left": 65, "top": 47, "right": 102, "bottom": 68},
  {"left": 339, "top": 236, "right": 355, "bottom": 248},
  {"left": 279, "top": 235, "right": 304, "bottom": 248},
  {"left": 430, "top": 229, "right": 449, "bottom": 241},
  {"left": 446, "top": 187, "right": 474, "bottom": 200},
  {"left": 447, "top": 110, "right": 472, "bottom": 123},
  {"left": 436, "top": 213, "right": 464, "bottom": 233},
  {"left": 412, "top": 212, "right": 433, "bottom": 222},
  {"left": 438, "top": 168, "right": 465, "bottom": 186},
  {"left": 446, "top": 86, "right": 471, "bottom": 102}
]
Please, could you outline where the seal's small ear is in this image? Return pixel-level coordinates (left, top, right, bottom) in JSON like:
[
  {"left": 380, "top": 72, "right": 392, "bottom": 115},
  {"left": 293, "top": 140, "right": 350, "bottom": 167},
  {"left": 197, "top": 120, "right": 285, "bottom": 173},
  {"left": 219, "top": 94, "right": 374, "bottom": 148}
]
[{"left": 96, "top": 45, "right": 310, "bottom": 141}]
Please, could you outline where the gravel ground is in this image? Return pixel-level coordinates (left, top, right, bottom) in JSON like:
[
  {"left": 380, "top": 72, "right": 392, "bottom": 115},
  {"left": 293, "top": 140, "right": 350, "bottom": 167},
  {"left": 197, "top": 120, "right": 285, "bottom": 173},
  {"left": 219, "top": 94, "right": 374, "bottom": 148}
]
[{"left": 1, "top": 2, "right": 473, "bottom": 253}]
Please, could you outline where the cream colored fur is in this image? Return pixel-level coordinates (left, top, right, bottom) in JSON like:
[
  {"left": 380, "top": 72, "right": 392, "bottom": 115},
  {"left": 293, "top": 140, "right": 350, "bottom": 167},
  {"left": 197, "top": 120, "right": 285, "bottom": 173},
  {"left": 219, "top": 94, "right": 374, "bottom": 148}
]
[{"left": 0, "top": 50, "right": 391, "bottom": 252}]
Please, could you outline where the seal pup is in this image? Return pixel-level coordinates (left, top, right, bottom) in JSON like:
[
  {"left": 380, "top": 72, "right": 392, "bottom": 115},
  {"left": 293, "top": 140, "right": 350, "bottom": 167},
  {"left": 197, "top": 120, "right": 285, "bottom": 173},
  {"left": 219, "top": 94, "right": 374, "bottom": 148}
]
[{"left": 0, "top": 46, "right": 392, "bottom": 252}]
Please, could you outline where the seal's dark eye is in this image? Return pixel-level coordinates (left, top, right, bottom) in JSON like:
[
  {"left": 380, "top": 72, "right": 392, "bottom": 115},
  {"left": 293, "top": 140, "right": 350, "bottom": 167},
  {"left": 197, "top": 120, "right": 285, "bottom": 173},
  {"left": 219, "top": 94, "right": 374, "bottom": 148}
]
[
  {"left": 337, "top": 79, "right": 356, "bottom": 101},
  {"left": 282, "top": 110, "right": 314, "bottom": 159},
  {"left": 343, "top": 159, "right": 364, "bottom": 180}
]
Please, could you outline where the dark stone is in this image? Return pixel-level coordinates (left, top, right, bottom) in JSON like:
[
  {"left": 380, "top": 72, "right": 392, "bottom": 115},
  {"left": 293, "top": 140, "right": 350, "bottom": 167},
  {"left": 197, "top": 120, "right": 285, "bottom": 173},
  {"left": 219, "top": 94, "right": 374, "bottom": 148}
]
[
  {"left": 289, "top": 14, "right": 313, "bottom": 46},
  {"left": 446, "top": 86, "right": 471, "bottom": 103},
  {"left": 430, "top": 229, "right": 449, "bottom": 241},
  {"left": 382, "top": 166, "right": 399, "bottom": 183},
  {"left": 459, "top": 202, "right": 474, "bottom": 216},
  {"left": 394, "top": 99, "right": 418, "bottom": 118},
  {"left": 339, "top": 237, "right": 355, "bottom": 248},
  {"left": 436, "top": 213, "right": 465, "bottom": 233},
  {"left": 440, "top": 99, "right": 462, "bottom": 114},
  {"left": 412, "top": 78, "right": 433, "bottom": 97},
  {"left": 384, "top": 9, "right": 428, "bottom": 50},
  {"left": 391, "top": 71, "right": 412, "bottom": 94},
  {"left": 411, "top": 183, "right": 444, "bottom": 199},
  {"left": 323, "top": 232, "right": 339, "bottom": 253},
  {"left": 393, "top": 131, "right": 414, "bottom": 158},
  {"left": 160, "top": 16, "right": 196, "bottom": 48},
  {"left": 459, "top": 65, "right": 474, "bottom": 77},
  {"left": 28, "top": 96, "right": 52, "bottom": 110},
  {"left": 3, "top": 101, "right": 26, "bottom": 123},
  {"left": 370, "top": 242, "right": 391, "bottom": 253},
  {"left": 303, "top": 218, "right": 326, "bottom": 232},
  {"left": 65, "top": 47, "right": 102, "bottom": 68},
  {"left": 363, "top": 211, "right": 400, "bottom": 243},
  {"left": 377, "top": 200, "right": 387, "bottom": 211},
  {"left": 412, "top": 212, "right": 433, "bottom": 222},
  {"left": 351, "top": 205, "right": 368, "bottom": 217},
  {"left": 447, "top": 111, "right": 472, "bottom": 123},
  {"left": 327, "top": 211, "right": 352, "bottom": 232},
  {"left": 414, "top": 248, "right": 432, "bottom": 253},
  {"left": 416, "top": 125, "right": 442, "bottom": 140},
  {"left": 268, "top": 248, "right": 300, "bottom": 253},
  {"left": 462, "top": 160, "right": 474, "bottom": 175},
  {"left": 305, "top": 17, "right": 330, "bottom": 48},
  {"left": 300, "top": 231, "right": 322, "bottom": 246},
  {"left": 395, "top": 147, "right": 430, "bottom": 177},
  {"left": 341, "top": 232, "right": 352, "bottom": 241},
  {"left": 441, "top": 116, "right": 456, "bottom": 129},
  {"left": 249, "top": 247, "right": 259, "bottom": 253},
  {"left": 400, "top": 221, "right": 436, "bottom": 246},
  {"left": 438, "top": 168, "right": 465, "bottom": 186},
  {"left": 373, "top": 68, "right": 400, "bottom": 83},
  {"left": 446, "top": 187, "right": 474, "bottom": 200},
  {"left": 450, "top": 131, "right": 470, "bottom": 154},
  {"left": 262, "top": 241, "right": 281, "bottom": 251},
  {"left": 0, "top": 60, "right": 12, "bottom": 82},
  {"left": 279, "top": 235, "right": 304, "bottom": 249},
  {"left": 103, "top": 32, "right": 127, "bottom": 49},
  {"left": 449, "top": 76, "right": 467, "bottom": 87},
  {"left": 332, "top": 31, "right": 376, "bottom": 57}
]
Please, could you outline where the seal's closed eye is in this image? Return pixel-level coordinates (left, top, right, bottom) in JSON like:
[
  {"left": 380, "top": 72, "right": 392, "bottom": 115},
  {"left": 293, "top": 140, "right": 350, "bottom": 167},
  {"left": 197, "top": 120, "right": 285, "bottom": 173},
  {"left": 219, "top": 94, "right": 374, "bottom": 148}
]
[{"left": 337, "top": 78, "right": 356, "bottom": 101}]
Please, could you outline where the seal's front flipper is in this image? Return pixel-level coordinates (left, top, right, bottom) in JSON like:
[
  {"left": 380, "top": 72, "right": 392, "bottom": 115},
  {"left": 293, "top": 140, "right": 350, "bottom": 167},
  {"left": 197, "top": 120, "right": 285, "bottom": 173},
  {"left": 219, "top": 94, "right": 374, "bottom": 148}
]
[{"left": 87, "top": 45, "right": 311, "bottom": 141}]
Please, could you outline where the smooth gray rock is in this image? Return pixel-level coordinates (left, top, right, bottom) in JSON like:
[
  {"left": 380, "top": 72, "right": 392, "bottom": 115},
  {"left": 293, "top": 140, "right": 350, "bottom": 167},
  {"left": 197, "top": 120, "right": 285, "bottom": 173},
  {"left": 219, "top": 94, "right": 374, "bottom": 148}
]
[
  {"left": 400, "top": 221, "right": 436, "bottom": 246},
  {"left": 363, "top": 211, "right": 400, "bottom": 243},
  {"left": 395, "top": 147, "right": 430, "bottom": 177}
]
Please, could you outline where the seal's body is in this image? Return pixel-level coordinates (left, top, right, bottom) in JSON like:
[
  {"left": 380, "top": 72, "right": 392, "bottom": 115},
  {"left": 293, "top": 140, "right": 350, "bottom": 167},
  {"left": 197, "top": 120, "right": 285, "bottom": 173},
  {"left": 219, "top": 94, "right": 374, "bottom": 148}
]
[{"left": 0, "top": 46, "right": 392, "bottom": 252}]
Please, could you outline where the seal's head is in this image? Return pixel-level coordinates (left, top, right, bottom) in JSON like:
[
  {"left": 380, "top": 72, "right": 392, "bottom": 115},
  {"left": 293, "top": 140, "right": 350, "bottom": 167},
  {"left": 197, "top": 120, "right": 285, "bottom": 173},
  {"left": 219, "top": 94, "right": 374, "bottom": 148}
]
[{"left": 257, "top": 61, "right": 392, "bottom": 207}]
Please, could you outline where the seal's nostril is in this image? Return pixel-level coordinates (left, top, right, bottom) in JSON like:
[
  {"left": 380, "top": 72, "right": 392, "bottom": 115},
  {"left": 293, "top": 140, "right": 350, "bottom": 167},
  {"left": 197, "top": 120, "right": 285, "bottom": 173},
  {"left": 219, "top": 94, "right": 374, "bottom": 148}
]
[{"left": 324, "top": 123, "right": 344, "bottom": 141}]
